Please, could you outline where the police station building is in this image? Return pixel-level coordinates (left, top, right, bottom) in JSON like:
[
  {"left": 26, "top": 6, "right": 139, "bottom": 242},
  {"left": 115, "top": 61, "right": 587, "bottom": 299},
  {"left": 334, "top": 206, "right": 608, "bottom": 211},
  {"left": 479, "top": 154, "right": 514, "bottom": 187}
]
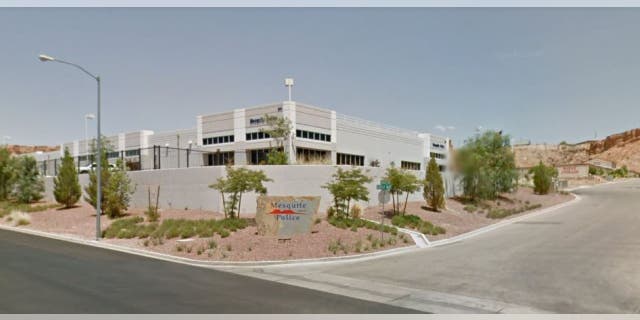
[{"left": 31, "top": 100, "right": 450, "bottom": 175}]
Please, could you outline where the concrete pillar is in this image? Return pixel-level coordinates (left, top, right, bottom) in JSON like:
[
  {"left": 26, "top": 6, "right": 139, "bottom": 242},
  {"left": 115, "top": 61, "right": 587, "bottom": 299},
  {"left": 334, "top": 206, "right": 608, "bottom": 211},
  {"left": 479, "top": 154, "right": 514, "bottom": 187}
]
[{"left": 282, "top": 101, "right": 297, "bottom": 164}]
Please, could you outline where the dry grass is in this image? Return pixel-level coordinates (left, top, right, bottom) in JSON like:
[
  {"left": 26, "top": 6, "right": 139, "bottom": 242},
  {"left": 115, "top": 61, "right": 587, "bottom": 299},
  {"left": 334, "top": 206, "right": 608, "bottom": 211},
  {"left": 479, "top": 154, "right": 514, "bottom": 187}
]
[{"left": 5, "top": 210, "right": 31, "bottom": 226}]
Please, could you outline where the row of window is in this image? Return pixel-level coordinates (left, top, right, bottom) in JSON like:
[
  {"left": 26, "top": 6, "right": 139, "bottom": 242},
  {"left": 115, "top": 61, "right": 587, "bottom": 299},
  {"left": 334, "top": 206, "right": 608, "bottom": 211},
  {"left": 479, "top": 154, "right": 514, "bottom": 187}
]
[
  {"left": 246, "top": 131, "right": 271, "bottom": 141},
  {"left": 401, "top": 161, "right": 421, "bottom": 171},
  {"left": 296, "top": 148, "right": 330, "bottom": 164},
  {"left": 337, "top": 153, "right": 365, "bottom": 166},
  {"left": 206, "top": 152, "right": 234, "bottom": 166},
  {"left": 203, "top": 135, "right": 235, "bottom": 145},
  {"left": 125, "top": 149, "right": 140, "bottom": 157},
  {"left": 430, "top": 152, "right": 446, "bottom": 160},
  {"left": 295, "top": 129, "right": 331, "bottom": 142},
  {"left": 432, "top": 143, "right": 446, "bottom": 149}
]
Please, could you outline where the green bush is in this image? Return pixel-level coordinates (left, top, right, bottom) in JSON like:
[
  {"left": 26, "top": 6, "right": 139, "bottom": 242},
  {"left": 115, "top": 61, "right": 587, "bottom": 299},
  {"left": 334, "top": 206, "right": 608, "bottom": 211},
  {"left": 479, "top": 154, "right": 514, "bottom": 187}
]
[
  {"left": 13, "top": 156, "right": 45, "bottom": 204},
  {"left": 103, "top": 217, "right": 249, "bottom": 239},
  {"left": 463, "top": 204, "right": 477, "bottom": 213},
  {"left": 53, "top": 148, "right": 81, "bottom": 208},
  {"left": 529, "top": 161, "right": 558, "bottom": 195},
  {"left": 327, "top": 216, "right": 398, "bottom": 235},
  {"left": 390, "top": 214, "right": 446, "bottom": 235}
]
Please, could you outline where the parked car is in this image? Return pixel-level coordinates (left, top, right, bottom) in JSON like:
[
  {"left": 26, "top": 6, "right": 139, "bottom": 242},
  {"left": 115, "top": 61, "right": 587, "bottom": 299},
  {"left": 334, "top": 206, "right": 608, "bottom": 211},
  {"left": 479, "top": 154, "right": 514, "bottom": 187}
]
[{"left": 79, "top": 163, "right": 117, "bottom": 174}]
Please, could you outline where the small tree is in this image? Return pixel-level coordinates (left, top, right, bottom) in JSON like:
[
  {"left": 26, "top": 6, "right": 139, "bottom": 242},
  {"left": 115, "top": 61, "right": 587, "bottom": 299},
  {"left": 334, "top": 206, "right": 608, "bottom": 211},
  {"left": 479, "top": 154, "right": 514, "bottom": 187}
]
[
  {"left": 529, "top": 161, "right": 558, "bottom": 195},
  {"left": 0, "top": 147, "right": 17, "bottom": 201},
  {"left": 260, "top": 114, "right": 292, "bottom": 165},
  {"left": 384, "top": 165, "right": 421, "bottom": 215},
  {"left": 84, "top": 142, "right": 111, "bottom": 215},
  {"left": 13, "top": 156, "right": 44, "bottom": 204},
  {"left": 456, "top": 130, "right": 518, "bottom": 201},
  {"left": 209, "top": 166, "right": 272, "bottom": 219},
  {"left": 103, "top": 159, "right": 136, "bottom": 219},
  {"left": 322, "top": 167, "right": 372, "bottom": 218},
  {"left": 424, "top": 158, "right": 445, "bottom": 212},
  {"left": 53, "top": 148, "right": 81, "bottom": 208}
]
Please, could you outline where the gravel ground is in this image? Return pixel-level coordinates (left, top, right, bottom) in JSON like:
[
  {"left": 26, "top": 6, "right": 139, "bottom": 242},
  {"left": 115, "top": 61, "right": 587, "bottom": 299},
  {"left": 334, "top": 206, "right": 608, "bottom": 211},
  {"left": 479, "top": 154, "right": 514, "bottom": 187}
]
[
  {"left": 363, "top": 187, "right": 575, "bottom": 241},
  {"left": 1, "top": 203, "right": 411, "bottom": 261}
]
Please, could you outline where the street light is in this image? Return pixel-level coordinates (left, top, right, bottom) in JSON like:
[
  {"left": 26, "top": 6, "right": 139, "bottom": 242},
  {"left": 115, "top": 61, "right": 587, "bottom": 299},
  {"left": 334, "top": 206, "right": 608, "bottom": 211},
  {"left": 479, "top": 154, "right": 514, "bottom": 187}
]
[
  {"left": 84, "top": 113, "right": 95, "bottom": 156},
  {"left": 39, "top": 53, "right": 103, "bottom": 241},
  {"left": 284, "top": 78, "right": 294, "bottom": 101}
]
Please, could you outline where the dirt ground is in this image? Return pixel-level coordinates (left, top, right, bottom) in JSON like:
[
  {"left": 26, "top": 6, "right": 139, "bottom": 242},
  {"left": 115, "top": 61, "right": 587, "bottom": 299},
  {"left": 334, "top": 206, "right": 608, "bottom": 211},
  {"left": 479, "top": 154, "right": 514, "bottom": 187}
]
[
  {"left": 1, "top": 203, "right": 410, "bottom": 262},
  {"left": 363, "top": 187, "right": 575, "bottom": 241}
]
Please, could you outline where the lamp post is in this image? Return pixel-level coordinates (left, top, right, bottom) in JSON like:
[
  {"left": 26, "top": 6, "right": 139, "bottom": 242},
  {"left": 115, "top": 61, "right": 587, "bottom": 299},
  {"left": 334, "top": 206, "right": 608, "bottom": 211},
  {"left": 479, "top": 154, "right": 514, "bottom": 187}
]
[
  {"left": 84, "top": 113, "right": 95, "bottom": 156},
  {"left": 284, "top": 78, "right": 294, "bottom": 101},
  {"left": 39, "top": 54, "right": 103, "bottom": 241}
]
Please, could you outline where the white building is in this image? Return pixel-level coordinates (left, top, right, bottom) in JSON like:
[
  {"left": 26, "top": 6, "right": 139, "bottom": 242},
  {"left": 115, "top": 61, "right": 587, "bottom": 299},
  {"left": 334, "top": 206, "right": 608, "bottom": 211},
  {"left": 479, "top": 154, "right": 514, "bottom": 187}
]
[{"left": 30, "top": 101, "right": 450, "bottom": 175}]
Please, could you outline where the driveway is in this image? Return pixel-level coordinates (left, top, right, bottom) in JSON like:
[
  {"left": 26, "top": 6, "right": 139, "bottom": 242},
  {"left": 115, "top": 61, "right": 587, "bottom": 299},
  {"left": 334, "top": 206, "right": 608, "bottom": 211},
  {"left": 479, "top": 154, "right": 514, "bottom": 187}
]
[{"left": 240, "top": 179, "right": 640, "bottom": 313}]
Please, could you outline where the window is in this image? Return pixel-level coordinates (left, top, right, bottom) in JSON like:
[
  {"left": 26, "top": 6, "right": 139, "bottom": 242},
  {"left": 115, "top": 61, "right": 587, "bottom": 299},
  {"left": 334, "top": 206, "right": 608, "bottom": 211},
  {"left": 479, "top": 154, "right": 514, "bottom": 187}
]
[
  {"left": 249, "top": 117, "right": 265, "bottom": 126},
  {"left": 432, "top": 143, "right": 446, "bottom": 149},
  {"left": 202, "top": 135, "right": 234, "bottom": 145},
  {"left": 430, "top": 152, "right": 446, "bottom": 160},
  {"left": 249, "top": 148, "right": 273, "bottom": 164},
  {"left": 439, "top": 165, "right": 446, "bottom": 172},
  {"left": 107, "top": 151, "right": 120, "bottom": 159},
  {"left": 295, "top": 129, "right": 331, "bottom": 142},
  {"left": 337, "top": 153, "right": 364, "bottom": 166},
  {"left": 401, "top": 161, "right": 421, "bottom": 171},
  {"left": 296, "top": 148, "right": 329, "bottom": 164},
  {"left": 207, "top": 152, "right": 234, "bottom": 166},
  {"left": 246, "top": 131, "right": 271, "bottom": 141},
  {"left": 125, "top": 149, "right": 140, "bottom": 157}
]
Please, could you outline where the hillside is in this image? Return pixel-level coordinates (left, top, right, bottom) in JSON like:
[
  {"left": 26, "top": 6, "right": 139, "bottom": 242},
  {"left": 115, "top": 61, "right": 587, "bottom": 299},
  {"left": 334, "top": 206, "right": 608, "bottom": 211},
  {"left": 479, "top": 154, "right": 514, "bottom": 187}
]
[
  {"left": 4, "top": 145, "right": 59, "bottom": 155},
  {"left": 514, "top": 128, "right": 640, "bottom": 173}
]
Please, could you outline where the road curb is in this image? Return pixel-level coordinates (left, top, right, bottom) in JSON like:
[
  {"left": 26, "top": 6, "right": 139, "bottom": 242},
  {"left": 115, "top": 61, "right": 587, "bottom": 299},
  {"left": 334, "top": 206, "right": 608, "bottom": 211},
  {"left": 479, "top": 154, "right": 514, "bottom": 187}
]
[
  {"left": 0, "top": 190, "right": 585, "bottom": 269},
  {"left": 0, "top": 223, "right": 420, "bottom": 268}
]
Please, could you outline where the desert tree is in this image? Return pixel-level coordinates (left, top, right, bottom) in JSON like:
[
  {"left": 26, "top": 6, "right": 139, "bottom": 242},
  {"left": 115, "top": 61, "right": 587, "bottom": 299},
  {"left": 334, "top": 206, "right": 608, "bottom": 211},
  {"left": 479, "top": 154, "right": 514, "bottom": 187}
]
[
  {"left": 384, "top": 165, "right": 421, "bottom": 215},
  {"left": 209, "top": 166, "right": 272, "bottom": 219},
  {"left": 423, "top": 157, "right": 445, "bottom": 211},
  {"left": 260, "top": 114, "right": 292, "bottom": 165},
  {"left": 0, "top": 147, "right": 17, "bottom": 201},
  {"left": 322, "top": 167, "right": 372, "bottom": 218},
  {"left": 529, "top": 161, "right": 558, "bottom": 195},
  {"left": 54, "top": 148, "right": 82, "bottom": 208},
  {"left": 456, "top": 130, "right": 518, "bottom": 201},
  {"left": 13, "top": 156, "right": 44, "bottom": 204}
]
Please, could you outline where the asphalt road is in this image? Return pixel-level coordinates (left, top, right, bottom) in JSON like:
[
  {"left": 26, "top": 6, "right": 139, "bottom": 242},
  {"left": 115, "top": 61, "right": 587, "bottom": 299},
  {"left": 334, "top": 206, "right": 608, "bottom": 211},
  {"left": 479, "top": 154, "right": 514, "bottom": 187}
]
[
  {"left": 269, "top": 179, "right": 640, "bottom": 313},
  {"left": 0, "top": 230, "right": 415, "bottom": 313}
]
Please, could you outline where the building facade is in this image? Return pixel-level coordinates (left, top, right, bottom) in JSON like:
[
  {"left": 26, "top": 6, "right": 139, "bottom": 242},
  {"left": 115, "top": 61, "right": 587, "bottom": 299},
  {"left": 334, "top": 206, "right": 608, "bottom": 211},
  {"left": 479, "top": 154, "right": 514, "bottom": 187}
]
[{"left": 30, "top": 101, "right": 450, "bottom": 175}]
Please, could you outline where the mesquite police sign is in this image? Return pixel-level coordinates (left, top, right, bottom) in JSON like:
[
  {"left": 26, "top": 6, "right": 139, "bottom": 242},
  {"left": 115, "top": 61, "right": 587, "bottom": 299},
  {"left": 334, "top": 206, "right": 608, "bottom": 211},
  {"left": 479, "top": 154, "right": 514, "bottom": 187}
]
[{"left": 256, "top": 196, "right": 320, "bottom": 238}]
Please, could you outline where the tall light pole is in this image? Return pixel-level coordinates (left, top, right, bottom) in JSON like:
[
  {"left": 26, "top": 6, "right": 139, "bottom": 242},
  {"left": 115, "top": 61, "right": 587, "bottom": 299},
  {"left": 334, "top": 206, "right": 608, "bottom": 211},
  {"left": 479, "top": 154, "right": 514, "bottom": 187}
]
[
  {"left": 84, "top": 113, "right": 95, "bottom": 156},
  {"left": 285, "top": 78, "right": 294, "bottom": 101},
  {"left": 39, "top": 54, "right": 103, "bottom": 240}
]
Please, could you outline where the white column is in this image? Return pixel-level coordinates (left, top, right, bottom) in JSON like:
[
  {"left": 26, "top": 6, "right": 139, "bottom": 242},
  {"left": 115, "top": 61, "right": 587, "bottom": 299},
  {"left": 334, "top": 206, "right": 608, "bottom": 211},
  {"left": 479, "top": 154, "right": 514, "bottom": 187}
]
[{"left": 282, "top": 101, "right": 296, "bottom": 164}]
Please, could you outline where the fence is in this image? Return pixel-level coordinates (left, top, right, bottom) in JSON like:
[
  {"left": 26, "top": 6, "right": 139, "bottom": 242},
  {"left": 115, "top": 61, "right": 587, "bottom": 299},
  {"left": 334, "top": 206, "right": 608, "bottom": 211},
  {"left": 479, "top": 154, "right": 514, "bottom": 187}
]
[{"left": 37, "top": 146, "right": 209, "bottom": 176}]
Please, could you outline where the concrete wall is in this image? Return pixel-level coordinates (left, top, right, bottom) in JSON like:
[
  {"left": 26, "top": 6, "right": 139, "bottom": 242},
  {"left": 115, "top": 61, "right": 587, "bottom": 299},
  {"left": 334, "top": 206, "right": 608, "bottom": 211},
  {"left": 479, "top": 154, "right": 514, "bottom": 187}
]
[{"left": 41, "top": 165, "right": 456, "bottom": 217}]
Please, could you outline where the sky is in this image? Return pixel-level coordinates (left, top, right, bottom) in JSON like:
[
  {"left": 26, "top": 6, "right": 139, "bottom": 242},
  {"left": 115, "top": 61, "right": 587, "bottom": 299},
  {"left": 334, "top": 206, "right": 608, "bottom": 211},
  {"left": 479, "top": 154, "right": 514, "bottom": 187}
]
[{"left": 1, "top": 7, "right": 640, "bottom": 147}]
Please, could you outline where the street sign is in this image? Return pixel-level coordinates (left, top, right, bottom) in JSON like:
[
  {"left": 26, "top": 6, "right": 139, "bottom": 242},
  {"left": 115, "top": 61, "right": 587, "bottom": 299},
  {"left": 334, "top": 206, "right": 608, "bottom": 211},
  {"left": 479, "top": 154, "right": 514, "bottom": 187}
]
[
  {"left": 376, "top": 181, "right": 391, "bottom": 191},
  {"left": 378, "top": 190, "right": 390, "bottom": 204}
]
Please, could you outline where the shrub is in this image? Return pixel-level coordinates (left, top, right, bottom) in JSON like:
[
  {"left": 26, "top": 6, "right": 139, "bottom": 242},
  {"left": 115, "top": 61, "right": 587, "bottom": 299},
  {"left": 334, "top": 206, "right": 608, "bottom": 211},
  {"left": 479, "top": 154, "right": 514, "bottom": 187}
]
[
  {"left": 390, "top": 214, "right": 446, "bottom": 235},
  {"left": 209, "top": 166, "right": 272, "bottom": 219},
  {"left": 456, "top": 131, "right": 518, "bottom": 201},
  {"left": 145, "top": 185, "right": 161, "bottom": 222},
  {"left": 463, "top": 204, "right": 477, "bottom": 213},
  {"left": 208, "top": 239, "right": 218, "bottom": 249},
  {"left": 53, "top": 148, "right": 81, "bottom": 208},
  {"left": 350, "top": 204, "right": 362, "bottom": 219},
  {"left": 423, "top": 158, "right": 445, "bottom": 211},
  {"left": 384, "top": 165, "right": 421, "bottom": 215},
  {"left": 529, "top": 161, "right": 558, "bottom": 195},
  {"left": 13, "top": 156, "right": 44, "bottom": 204},
  {"left": 7, "top": 210, "right": 31, "bottom": 226},
  {"left": 323, "top": 168, "right": 372, "bottom": 218},
  {"left": 326, "top": 206, "right": 335, "bottom": 218},
  {"left": 0, "top": 147, "right": 17, "bottom": 201},
  {"left": 327, "top": 216, "right": 398, "bottom": 235},
  {"left": 103, "top": 160, "right": 135, "bottom": 219}
]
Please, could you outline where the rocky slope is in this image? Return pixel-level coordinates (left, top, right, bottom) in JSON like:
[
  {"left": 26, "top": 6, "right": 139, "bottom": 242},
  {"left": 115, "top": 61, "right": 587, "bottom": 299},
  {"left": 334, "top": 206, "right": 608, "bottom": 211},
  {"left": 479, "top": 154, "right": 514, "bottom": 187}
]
[
  {"left": 514, "top": 128, "right": 640, "bottom": 173},
  {"left": 5, "top": 145, "right": 59, "bottom": 155}
]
